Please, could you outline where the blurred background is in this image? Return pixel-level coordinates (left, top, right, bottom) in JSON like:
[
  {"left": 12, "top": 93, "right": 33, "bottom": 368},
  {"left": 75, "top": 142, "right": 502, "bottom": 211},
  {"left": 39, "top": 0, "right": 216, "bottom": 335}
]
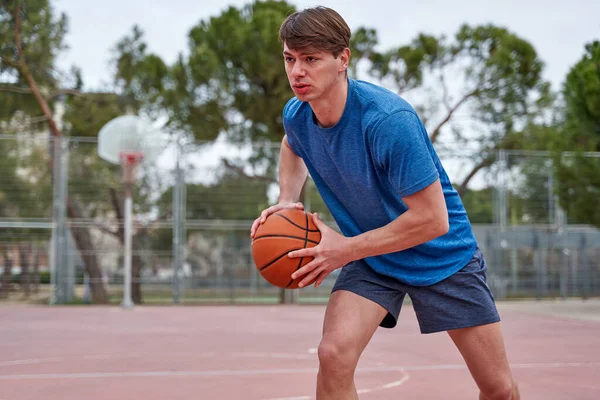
[{"left": 1, "top": 0, "right": 599, "bottom": 306}]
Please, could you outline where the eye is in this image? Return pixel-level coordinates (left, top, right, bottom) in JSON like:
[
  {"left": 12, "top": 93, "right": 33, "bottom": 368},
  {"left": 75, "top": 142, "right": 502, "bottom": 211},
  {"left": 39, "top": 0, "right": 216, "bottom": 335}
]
[
  {"left": 306, "top": 57, "right": 317, "bottom": 63},
  {"left": 284, "top": 57, "right": 294, "bottom": 63}
]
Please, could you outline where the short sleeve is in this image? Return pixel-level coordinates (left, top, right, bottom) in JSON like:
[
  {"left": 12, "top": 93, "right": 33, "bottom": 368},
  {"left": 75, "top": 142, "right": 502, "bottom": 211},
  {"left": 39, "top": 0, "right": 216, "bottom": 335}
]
[{"left": 371, "top": 111, "right": 439, "bottom": 198}]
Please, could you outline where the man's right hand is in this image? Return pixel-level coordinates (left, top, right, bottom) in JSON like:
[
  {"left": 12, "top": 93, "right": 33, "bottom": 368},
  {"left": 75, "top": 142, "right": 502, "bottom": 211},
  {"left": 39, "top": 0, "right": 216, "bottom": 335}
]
[{"left": 250, "top": 201, "right": 305, "bottom": 238}]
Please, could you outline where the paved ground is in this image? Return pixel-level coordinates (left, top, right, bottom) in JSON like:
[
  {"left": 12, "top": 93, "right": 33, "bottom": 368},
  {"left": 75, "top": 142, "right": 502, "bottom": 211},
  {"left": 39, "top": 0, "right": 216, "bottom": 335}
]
[{"left": 1, "top": 300, "right": 599, "bottom": 400}]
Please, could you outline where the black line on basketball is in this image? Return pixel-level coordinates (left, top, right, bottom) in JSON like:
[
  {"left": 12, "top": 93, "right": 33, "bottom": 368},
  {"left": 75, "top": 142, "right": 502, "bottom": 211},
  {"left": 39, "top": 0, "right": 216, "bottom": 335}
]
[
  {"left": 274, "top": 212, "right": 320, "bottom": 232},
  {"left": 304, "top": 212, "right": 309, "bottom": 242},
  {"left": 253, "top": 234, "right": 319, "bottom": 245},
  {"left": 259, "top": 247, "right": 303, "bottom": 272},
  {"left": 287, "top": 212, "right": 311, "bottom": 288},
  {"left": 287, "top": 257, "right": 304, "bottom": 288}
]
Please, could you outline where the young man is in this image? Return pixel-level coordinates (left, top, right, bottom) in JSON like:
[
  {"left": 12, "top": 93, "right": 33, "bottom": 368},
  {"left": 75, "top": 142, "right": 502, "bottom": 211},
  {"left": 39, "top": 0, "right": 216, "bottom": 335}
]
[{"left": 250, "top": 6, "right": 520, "bottom": 400}]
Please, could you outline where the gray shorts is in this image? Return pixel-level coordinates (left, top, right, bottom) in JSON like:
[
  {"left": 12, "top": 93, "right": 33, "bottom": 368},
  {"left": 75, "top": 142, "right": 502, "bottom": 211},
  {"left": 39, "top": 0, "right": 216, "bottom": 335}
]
[{"left": 331, "top": 248, "right": 500, "bottom": 334}]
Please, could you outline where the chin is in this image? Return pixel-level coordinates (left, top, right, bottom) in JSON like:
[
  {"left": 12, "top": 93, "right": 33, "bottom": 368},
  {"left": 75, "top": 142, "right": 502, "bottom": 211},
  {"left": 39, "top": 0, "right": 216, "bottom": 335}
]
[{"left": 295, "top": 92, "right": 320, "bottom": 103}]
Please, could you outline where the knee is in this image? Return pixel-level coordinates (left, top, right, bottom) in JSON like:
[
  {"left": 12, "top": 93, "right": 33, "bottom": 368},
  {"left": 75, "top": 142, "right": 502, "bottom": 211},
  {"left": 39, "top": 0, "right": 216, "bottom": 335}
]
[
  {"left": 481, "top": 379, "right": 518, "bottom": 400},
  {"left": 317, "top": 338, "right": 357, "bottom": 373}
]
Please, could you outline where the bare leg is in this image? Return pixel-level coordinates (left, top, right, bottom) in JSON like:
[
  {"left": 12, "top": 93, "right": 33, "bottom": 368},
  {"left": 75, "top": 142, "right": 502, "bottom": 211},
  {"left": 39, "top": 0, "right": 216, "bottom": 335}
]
[
  {"left": 448, "top": 322, "right": 519, "bottom": 400},
  {"left": 316, "top": 290, "right": 389, "bottom": 400},
  {"left": 480, "top": 385, "right": 520, "bottom": 400}
]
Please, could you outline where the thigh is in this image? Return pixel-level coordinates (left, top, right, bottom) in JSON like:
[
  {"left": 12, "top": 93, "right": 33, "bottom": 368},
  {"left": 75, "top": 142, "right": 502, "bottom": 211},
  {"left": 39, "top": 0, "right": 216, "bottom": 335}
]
[
  {"left": 447, "top": 322, "right": 514, "bottom": 394},
  {"left": 321, "top": 289, "right": 389, "bottom": 360},
  {"left": 332, "top": 260, "right": 406, "bottom": 328},
  {"left": 408, "top": 248, "right": 500, "bottom": 334}
]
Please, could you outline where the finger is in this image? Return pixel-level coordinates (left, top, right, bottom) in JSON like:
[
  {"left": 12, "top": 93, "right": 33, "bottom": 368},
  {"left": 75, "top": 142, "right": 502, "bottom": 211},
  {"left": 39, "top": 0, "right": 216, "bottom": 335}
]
[
  {"left": 260, "top": 208, "right": 272, "bottom": 223},
  {"left": 314, "top": 270, "right": 331, "bottom": 288},
  {"left": 288, "top": 248, "right": 315, "bottom": 259},
  {"left": 261, "top": 203, "right": 290, "bottom": 223},
  {"left": 275, "top": 202, "right": 303, "bottom": 212},
  {"left": 298, "top": 266, "right": 323, "bottom": 288},
  {"left": 311, "top": 212, "right": 327, "bottom": 231},
  {"left": 260, "top": 205, "right": 280, "bottom": 223},
  {"left": 250, "top": 218, "right": 261, "bottom": 237},
  {"left": 291, "top": 259, "right": 318, "bottom": 280}
]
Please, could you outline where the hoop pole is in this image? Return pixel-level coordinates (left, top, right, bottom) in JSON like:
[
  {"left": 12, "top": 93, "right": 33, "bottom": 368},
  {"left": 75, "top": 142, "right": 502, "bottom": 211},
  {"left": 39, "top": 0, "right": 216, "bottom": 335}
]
[{"left": 121, "top": 178, "right": 135, "bottom": 309}]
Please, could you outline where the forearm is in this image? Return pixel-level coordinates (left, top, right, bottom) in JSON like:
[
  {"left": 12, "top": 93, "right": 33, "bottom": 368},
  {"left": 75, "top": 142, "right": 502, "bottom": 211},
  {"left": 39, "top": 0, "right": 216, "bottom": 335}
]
[
  {"left": 278, "top": 135, "right": 308, "bottom": 202},
  {"left": 347, "top": 209, "right": 449, "bottom": 261}
]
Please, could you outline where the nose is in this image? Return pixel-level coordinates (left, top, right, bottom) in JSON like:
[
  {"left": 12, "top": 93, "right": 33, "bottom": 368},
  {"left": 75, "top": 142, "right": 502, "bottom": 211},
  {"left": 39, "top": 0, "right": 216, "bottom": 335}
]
[{"left": 291, "top": 61, "right": 306, "bottom": 78}]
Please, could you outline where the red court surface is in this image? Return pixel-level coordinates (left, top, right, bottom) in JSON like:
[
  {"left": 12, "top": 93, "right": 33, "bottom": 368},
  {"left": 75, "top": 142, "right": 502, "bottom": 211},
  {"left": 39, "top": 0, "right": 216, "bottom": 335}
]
[{"left": 1, "top": 300, "right": 599, "bottom": 400}]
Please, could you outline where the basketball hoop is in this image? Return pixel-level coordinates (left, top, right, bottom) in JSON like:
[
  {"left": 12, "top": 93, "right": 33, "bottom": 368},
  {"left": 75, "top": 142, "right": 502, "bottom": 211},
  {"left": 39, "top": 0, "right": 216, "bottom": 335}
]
[
  {"left": 120, "top": 151, "right": 144, "bottom": 185},
  {"left": 97, "top": 115, "right": 163, "bottom": 309},
  {"left": 98, "top": 115, "right": 161, "bottom": 165}
]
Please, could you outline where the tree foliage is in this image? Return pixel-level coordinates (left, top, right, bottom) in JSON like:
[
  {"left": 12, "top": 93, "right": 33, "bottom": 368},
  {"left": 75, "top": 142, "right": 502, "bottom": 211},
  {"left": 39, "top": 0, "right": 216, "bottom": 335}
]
[
  {"left": 555, "top": 41, "right": 600, "bottom": 227},
  {"left": 362, "top": 24, "right": 552, "bottom": 194},
  {"left": 0, "top": 0, "right": 82, "bottom": 134},
  {"left": 0, "top": 0, "right": 109, "bottom": 303}
]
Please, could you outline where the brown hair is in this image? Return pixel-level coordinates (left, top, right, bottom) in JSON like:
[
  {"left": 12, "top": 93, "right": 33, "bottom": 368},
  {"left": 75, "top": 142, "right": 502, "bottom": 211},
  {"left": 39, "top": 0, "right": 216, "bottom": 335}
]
[{"left": 279, "top": 6, "right": 351, "bottom": 58}]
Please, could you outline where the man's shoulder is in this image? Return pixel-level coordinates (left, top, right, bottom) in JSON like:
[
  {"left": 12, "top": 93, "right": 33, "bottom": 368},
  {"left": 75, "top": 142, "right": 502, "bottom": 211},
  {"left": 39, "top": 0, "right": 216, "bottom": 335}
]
[
  {"left": 351, "top": 79, "right": 416, "bottom": 124},
  {"left": 283, "top": 97, "right": 308, "bottom": 122}
]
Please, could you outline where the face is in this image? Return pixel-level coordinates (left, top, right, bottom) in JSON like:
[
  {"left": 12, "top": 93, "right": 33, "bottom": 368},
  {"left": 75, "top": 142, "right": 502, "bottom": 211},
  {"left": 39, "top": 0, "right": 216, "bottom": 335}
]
[{"left": 283, "top": 43, "right": 349, "bottom": 103}]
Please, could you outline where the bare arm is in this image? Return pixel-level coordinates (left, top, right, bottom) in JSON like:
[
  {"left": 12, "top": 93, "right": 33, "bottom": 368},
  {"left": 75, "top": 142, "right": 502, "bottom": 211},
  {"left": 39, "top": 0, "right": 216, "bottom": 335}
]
[
  {"left": 278, "top": 135, "right": 308, "bottom": 203},
  {"left": 250, "top": 135, "right": 308, "bottom": 237},
  {"left": 346, "top": 178, "right": 449, "bottom": 260}
]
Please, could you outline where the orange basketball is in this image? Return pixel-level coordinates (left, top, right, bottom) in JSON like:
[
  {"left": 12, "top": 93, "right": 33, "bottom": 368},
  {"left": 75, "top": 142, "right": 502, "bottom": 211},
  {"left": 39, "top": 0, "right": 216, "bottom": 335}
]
[{"left": 252, "top": 209, "right": 321, "bottom": 289}]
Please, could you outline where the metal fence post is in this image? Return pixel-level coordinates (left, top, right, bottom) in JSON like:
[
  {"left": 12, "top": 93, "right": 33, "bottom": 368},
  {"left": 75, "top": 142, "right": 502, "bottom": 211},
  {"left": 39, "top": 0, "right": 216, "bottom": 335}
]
[
  {"left": 172, "top": 142, "right": 186, "bottom": 303},
  {"left": 580, "top": 234, "right": 590, "bottom": 300},
  {"left": 496, "top": 150, "right": 508, "bottom": 231},
  {"left": 492, "top": 150, "right": 508, "bottom": 299},
  {"left": 554, "top": 171, "right": 568, "bottom": 300},
  {"left": 50, "top": 136, "right": 70, "bottom": 304},
  {"left": 533, "top": 232, "right": 542, "bottom": 300}
]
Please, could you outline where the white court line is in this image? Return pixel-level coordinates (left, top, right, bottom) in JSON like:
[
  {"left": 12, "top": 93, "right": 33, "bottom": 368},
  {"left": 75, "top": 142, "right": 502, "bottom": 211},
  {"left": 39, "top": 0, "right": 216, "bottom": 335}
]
[
  {"left": 0, "top": 358, "right": 61, "bottom": 367},
  {"left": 0, "top": 351, "right": 305, "bottom": 368},
  {"left": 232, "top": 352, "right": 313, "bottom": 360},
  {"left": 1, "top": 362, "right": 598, "bottom": 380},
  {"left": 381, "top": 377, "right": 410, "bottom": 389},
  {"left": 266, "top": 369, "right": 410, "bottom": 400},
  {"left": 357, "top": 369, "right": 410, "bottom": 394},
  {"left": 0, "top": 352, "right": 221, "bottom": 368}
]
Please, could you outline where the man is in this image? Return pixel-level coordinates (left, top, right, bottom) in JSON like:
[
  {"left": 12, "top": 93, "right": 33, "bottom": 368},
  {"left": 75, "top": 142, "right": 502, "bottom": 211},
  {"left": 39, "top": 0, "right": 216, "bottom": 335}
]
[{"left": 250, "top": 6, "right": 520, "bottom": 400}]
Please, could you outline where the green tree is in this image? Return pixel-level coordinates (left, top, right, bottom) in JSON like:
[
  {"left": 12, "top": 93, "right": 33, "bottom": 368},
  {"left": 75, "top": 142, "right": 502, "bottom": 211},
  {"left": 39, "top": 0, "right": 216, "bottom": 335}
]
[
  {"left": 110, "top": 1, "right": 300, "bottom": 181},
  {"left": 154, "top": 173, "right": 271, "bottom": 237},
  {"left": 459, "top": 187, "right": 494, "bottom": 223},
  {"left": 364, "top": 25, "right": 551, "bottom": 195},
  {"left": 0, "top": 137, "right": 20, "bottom": 297},
  {"left": 562, "top": 41, "right": 600, "bottom": 147},
  {"left": 0, "top": 127, "right": 52, "bottom": 297},
  {"left": 555, "top": 41, "right": 600, "bottom": 227},
  {"left": 0, "top": 0, "right": 108, "bottom": 303}
]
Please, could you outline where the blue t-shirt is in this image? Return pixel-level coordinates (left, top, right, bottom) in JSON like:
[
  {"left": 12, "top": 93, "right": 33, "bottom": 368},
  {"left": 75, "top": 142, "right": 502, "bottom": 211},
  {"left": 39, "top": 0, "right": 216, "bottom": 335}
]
[{"left": 283, "top": 78, "right": 477, "bottom": 286}]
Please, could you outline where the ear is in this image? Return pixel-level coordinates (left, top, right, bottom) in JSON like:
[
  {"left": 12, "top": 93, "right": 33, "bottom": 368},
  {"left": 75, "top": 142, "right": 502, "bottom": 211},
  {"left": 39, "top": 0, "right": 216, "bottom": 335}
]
[{"left": 338, "top": 47, "right": 351, "bottom": 73}]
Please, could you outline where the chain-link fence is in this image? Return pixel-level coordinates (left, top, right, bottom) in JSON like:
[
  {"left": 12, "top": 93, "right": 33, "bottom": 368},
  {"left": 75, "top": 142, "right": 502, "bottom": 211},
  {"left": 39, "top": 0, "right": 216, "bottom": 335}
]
[{"left": 1, "top": 134, "right": 599, "bottom": 304}]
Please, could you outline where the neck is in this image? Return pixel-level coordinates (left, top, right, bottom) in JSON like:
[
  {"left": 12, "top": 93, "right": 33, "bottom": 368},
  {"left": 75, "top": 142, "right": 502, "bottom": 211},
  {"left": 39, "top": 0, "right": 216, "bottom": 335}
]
[{"left": 309, "top": 76, "right": 348, "bottom": 128}]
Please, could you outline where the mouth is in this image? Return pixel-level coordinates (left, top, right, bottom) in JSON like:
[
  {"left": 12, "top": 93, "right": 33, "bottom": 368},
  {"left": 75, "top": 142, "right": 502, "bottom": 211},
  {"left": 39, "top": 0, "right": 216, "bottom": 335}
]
[{"left": 292, "top": 83, "right": 310, "bottom": 94}]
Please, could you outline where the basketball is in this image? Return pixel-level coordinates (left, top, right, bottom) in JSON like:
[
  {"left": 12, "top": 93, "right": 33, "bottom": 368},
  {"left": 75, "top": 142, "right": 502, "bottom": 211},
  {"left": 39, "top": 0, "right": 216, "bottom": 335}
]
[{"left": 252, "top": 209, "right": 321, "bottom": 289}]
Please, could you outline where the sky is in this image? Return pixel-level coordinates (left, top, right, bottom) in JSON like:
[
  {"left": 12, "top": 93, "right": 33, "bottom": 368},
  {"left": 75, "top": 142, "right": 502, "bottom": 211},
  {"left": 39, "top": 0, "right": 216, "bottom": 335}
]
[{"left": 52, "top": 0, "right": 600, "bottom": 93}]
